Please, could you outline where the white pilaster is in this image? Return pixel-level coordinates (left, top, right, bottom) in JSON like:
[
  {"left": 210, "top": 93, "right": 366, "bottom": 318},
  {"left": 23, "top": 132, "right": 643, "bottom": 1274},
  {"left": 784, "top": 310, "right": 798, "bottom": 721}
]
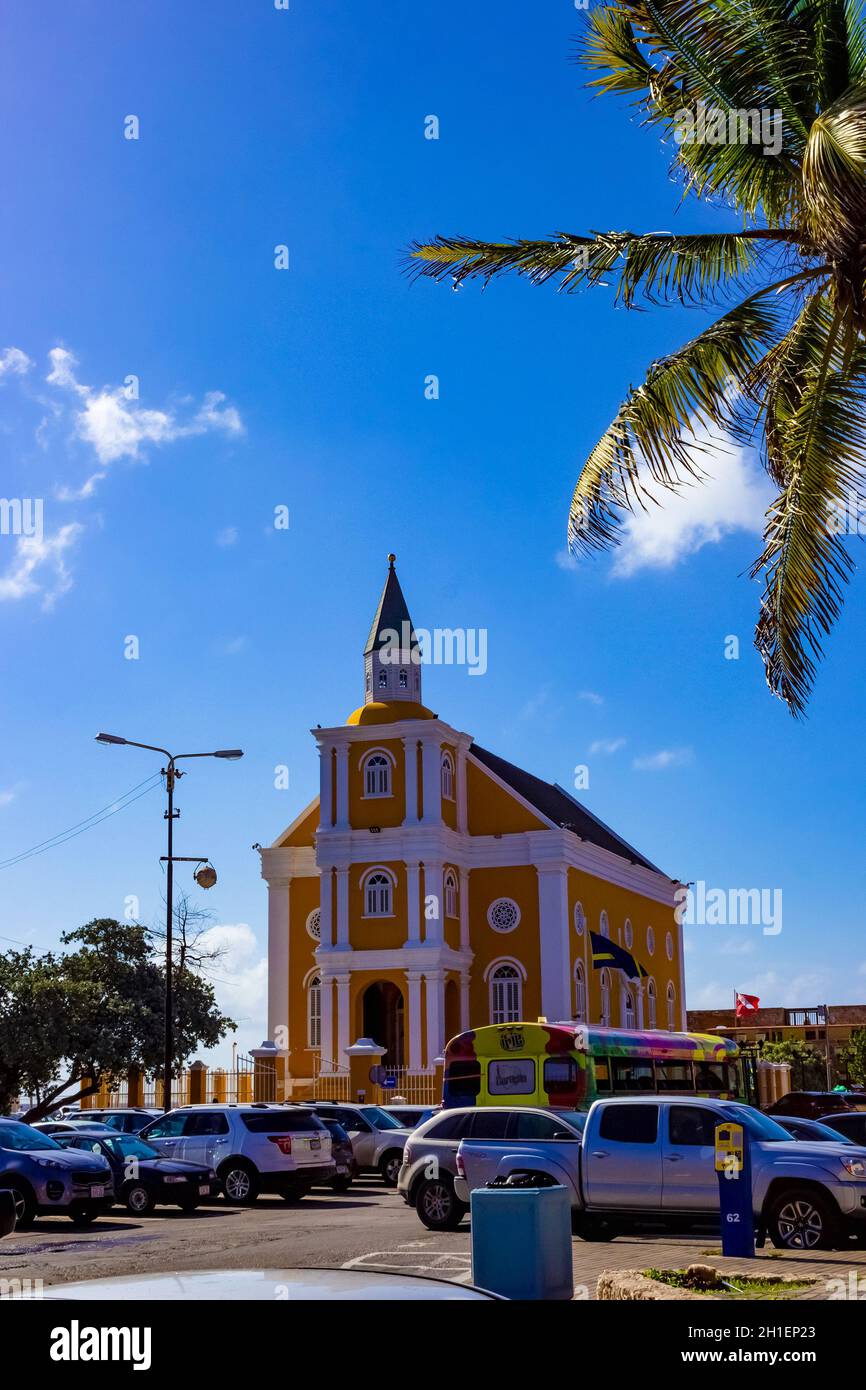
[
  {"left": 406, "top": 970, "right": 423, "bottom": 1071},
  {"left": 336, "top": 973, "right": 351, "bottom": 1069},
  {"left": 420, "top": 735, "right": 442, "bottom": 825},
  {"left": 320, "top": 867, "right": 333, "bottom": 947},
  {"left": 424, "top": 969, "right": 444, "bottom": 1067},
  {"left": 319, "top": 744, "right": 334, "bottom": 829},
  {"left": 405, "top": 862, "right": 421, "bottom": 944},
  {"left": 334, "top": 743, "right": 350, "bottom": 830},
  {"left": 460, "top": 971, "right": 471, "bottom": 1031},
  {"left": 423, "top": 860, "right": 443, "bottom": 944},
  {"left": 537, "top": 866, "right": 571, "bottom": 1022},
  {"left": 320, "top": 973, "right": 335, "bottom": 1072},
  {"left": 266, "top": 877, "right": 290, "bottom": 1050},
  {"left": 335, "top": 866, "right": 349, "bottom": 947},
  {"left": 456, "top": 744, "right": 468, "bottom": 833},
  {"left": 403, "top": 735, "right": 419, "bottom": 825},
  {"left": 458, "top": 867, "right": 470, "bottom": 950}
]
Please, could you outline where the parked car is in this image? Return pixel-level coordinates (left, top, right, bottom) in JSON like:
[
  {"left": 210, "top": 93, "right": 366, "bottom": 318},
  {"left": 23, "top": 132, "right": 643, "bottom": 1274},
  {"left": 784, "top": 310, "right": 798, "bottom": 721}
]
[
  {"left": 140, "top": 1104, "right": 334, "bottom": 1204},
  {"left": 454, "top": 1096, "right": 866, "bottom": 1251},
  {"left": 57, "top": 1130, "right": 216, "bottom": 1214},
  {"left": 82, "top": 1109, "right": 161, "bottom": 1134},
  {"left": 818, "top": 1113, "right": 866, "bottom": 1146},
  {"left": 775, "top": 1115, "right": 858, "bottom": 1144},
  {"left": 766, "top": 1091, "right": 866, "bottom": 1120},
  {"left": 0, "top": 1190, "right": 15, "bottom": 1238},
  {"left": 398, "top": 1105, "right": 586, "bottom": 1229},
  {"left": 311, "top": 1104, "right": 410, "bottom": 1186},
  {"left": 314, "top": 1117, "right": 357, "bottom": 1193},
  {"left": 0, "top": 1119, "right": 113, "bottom": 1229},
  {"left": 381, "top": 1105, "right": 438, "bottom": 1130},
  {"left": 31, "top": 1121, "right": 116, "bottom": 1136},
  {"left": 30, "top": 1267, "right": 500, "bottom": 1301}
]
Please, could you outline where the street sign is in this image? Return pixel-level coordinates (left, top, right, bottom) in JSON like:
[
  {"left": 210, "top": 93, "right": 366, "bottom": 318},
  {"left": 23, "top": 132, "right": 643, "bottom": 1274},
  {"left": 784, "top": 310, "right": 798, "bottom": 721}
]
[
  {"left": 380, "top": 1076, "right": 397, "bottom": 1089},
  {"left": 714, "top": 1120, "right": 755, "bottom": 1258}
]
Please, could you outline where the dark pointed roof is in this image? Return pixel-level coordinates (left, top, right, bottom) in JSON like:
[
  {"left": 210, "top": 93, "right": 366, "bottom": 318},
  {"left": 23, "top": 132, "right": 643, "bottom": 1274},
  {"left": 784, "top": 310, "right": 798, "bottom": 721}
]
[
  {"left": 364, "top": 554, "right": 418, "bottom": 656},
  {"left": 470, "top": 743, "right": 665, "bottom": 875}
]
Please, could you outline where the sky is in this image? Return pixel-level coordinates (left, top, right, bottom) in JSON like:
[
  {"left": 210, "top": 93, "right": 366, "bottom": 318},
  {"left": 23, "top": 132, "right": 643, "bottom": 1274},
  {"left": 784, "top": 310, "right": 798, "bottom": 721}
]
[{"left": 1, "top": 0, "right": 864, "bottom": 1062}]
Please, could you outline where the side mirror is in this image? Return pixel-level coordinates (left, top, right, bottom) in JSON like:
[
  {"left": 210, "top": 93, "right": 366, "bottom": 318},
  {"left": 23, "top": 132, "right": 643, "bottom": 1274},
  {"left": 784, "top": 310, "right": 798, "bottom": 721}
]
[{"left": 0, "top": 1189, "right": 16, "bottom": 1238}]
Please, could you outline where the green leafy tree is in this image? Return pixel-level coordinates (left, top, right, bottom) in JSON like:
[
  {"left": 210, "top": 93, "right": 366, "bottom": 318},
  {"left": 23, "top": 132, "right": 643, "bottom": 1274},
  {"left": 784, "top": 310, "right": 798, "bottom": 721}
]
[
  {"left": 409, "top": 0, "right": 866, "bottom": 715},
  {"left": 0, "top": 918, "right": 235, "bottom": 1121},
  {"left": 837, "top": 1027, "right": 866, "bottom": 1085},
  {"left": 762, "top": 1037, "right": 826, "bottom": 1088}
]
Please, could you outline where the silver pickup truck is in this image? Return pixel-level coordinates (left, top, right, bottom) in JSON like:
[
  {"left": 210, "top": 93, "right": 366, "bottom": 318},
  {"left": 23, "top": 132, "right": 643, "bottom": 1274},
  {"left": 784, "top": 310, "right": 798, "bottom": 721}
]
[{"left": 455, "top": 1095, "right": 866, "bottom": 1251}]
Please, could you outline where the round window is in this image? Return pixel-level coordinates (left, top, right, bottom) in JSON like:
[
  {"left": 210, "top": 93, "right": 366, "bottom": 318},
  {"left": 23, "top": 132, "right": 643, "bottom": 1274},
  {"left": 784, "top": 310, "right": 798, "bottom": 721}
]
[
  {"left": 487, "top": 898, "right": 521, "bottom": 933},
  {"left": 306, "top": 909, "right": 321, "bottom": 942}
]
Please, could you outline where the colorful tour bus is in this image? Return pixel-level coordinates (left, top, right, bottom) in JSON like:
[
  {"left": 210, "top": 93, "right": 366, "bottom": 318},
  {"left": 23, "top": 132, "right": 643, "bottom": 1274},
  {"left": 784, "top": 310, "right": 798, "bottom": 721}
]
[{"left": 442, "top": 1022, "right": 743, "bottom": 1112}]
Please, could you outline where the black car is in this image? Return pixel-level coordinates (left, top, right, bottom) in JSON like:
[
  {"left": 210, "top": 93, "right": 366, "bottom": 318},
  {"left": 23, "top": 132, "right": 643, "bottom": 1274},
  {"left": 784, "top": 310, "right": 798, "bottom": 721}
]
[
  {"left": 82, "top": 1109, "right": 160, "bottom": 1134},
  {"left": 818, "top": 1112, "right": 866, "bottom": 1146},
  {"left": 58, "top": 1131, "right": 216, "bottom": 1215},
  {"left": 766, "top": 1091, "right": 866, "bottom": 1121},
  {"left": 774, "top": 1115, "right": 857, "bottom": 1144},
  {"left": 316, "top": 1118, "right": 357, "bottom": 1193}
]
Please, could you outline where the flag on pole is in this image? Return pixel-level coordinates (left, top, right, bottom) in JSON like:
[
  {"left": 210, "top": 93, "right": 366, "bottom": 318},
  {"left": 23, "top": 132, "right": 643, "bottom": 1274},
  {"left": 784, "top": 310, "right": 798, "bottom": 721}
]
[
  {"left": 735, "top": 991, "right": 760, "bottom": 1019},
  {"left": 590, "top": 931, "right": 648, "bottom": 980}
]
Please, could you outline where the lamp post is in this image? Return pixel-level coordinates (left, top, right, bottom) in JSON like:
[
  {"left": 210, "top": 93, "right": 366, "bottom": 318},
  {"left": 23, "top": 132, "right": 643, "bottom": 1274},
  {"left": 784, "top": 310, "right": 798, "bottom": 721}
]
[{"left": 95, "top": 733, "right": 243, "bottom": 1111}]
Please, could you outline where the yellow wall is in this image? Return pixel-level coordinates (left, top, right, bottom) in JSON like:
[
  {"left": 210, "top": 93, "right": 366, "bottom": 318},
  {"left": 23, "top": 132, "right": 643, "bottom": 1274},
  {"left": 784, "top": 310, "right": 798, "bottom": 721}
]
[
  {"left": 349, "top": 859, "right": 407, "bottom": 951},
  {"left": 466, "top": 759, "right": 547, "bottom": 835},
  {"left": 467, "top": 866, "right": 542, "bottom": 1024},
  {"left": 349, "top": 738, "right": 405, "bottom": 829}
]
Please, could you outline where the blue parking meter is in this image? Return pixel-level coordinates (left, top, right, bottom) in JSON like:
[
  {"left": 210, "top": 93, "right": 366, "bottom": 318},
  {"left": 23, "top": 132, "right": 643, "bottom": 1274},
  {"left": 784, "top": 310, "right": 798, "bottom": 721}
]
[{"left": 715, "top": 1121, "right": 755, "bottom": 1258}]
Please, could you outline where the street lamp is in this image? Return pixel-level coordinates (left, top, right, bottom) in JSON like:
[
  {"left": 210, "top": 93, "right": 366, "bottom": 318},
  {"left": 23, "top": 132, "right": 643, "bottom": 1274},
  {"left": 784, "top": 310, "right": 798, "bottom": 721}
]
[{"left": 95, "top": 733, "right": 243, "bottom": 1111}]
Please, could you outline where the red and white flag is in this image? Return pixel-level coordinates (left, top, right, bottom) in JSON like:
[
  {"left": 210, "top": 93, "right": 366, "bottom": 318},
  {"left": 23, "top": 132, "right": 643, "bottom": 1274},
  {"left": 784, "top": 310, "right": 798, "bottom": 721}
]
[{"left": 735, "top": 991, "right": 760, "bottom": 1019}]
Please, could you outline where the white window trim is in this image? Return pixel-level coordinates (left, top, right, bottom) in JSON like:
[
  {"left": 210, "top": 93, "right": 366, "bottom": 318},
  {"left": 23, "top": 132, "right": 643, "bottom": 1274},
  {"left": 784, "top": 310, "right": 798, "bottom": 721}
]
[
  {"left": 360, "top": 864, "right": 397, "bottom": 919},
  {"left": 444, "top": 869, "right": 458, "bottom": 918},
  {"left": 599, "top": 910, "right": 610, "bottom": 939},
  {"left": 600, "top": 967, "right": 611, "bottom": 1026},
  {"left": 441, "top": 751, "right": 455, "bottom": 800},
  {"left": 487, "top": 896, "right": 521, "bottom": 934},
  {"left": 624, "top": 917, "right": 633, "bottom": 950},
  {"left": 486, "top": 958, "right": 524, "bottom": 1024},
  {"left": 574, "top": 960, "right": 587, "bottom": 1022},
  {"left": 622, "top": 985, "right": 636, "bottom": 1029},
  {"left": 573, "top": 901, "right": 586, "bottom": 936},
  {"left": 646, "top": 925, "right": 656, "bottom": 956},
  {"left": 306, "top": 970, "right": 322, "bottom": 1049},
  {"left": 666, "top": 981, "right": 676, "bottom": 1031},
  {"left": 305, "top": 908, "right": 321, "bottom": 942},
  {"left": 360, "top": 746, "right": 396, "bottom": 800},
  {"left": 646, "top": 977, "right": 657, "bottom": 1030}
]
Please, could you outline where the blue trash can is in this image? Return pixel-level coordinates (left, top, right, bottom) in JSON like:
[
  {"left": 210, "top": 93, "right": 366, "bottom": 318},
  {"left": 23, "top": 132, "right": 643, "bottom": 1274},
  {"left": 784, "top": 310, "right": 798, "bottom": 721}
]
[{"left": 470, "top": 1184, "right": 573, "bottom": 1300}]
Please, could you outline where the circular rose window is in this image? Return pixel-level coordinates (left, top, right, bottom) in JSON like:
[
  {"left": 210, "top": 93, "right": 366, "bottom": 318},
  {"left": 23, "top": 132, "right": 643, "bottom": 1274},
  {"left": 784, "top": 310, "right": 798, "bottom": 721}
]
[
  {"left": 487, "top": 898, "right": 521, "bottom": 933},
  {"left": 306, "top": 909, "right": 321, "bottom": 942}
]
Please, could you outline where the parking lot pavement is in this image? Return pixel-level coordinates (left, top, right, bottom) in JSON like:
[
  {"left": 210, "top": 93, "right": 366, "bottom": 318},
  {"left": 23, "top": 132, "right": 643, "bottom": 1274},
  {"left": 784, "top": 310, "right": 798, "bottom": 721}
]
[{"left": 4, "top": 1179, "right": 866, "bottom": 1298}]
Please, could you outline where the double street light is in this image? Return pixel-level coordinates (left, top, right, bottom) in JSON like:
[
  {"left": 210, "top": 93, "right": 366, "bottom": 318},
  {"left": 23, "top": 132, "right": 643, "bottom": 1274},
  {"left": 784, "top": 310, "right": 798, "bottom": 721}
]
[{"left": 95, "top": 733, "right": 243, "bottom": 1111}]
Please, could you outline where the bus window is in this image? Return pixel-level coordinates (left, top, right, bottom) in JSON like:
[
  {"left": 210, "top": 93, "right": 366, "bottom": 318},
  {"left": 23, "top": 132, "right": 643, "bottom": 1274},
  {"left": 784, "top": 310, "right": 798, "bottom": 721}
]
[
  {"left": 594, "top": 1058, "right": 612, "bottom": 1092},
  {"left": 695, "top": 1061, "right": 730, "bottom": 1092},
  {"left": 656, "top": 1061, "right": 693, "bottom": 1091},
  {"left": 612, "top": 1058, "right": 654, "bottom": 1091},
  {"left": 487, "top": 1057, "right": 536, "bottom": 1096},
  {"left": 543, "top": 1056, "right": 580, "bottom": 1096},
  {"left": 444, "top": 1060, "right": 481, "bottom": 1099}
]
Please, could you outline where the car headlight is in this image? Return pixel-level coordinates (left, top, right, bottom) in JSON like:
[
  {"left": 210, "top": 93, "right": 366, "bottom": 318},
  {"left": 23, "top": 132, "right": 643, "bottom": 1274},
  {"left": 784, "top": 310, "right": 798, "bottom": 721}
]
[
  {"left": 36, "top": 1157, "right": 63, "bottom": 1170},
  {"left": 840, "top": 1157, "right": 866, "bottom": 1178},
  {"left": 163, "top": 1175, "right": 185, "bottom": 1184},
  {"left": 208, "top": 1170, "right": 217, "bottom": 1180}
]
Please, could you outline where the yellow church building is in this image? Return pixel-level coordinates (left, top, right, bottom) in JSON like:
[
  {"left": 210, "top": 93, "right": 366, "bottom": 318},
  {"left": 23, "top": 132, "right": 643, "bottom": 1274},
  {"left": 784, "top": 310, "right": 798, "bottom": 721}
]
[{"left": 260, "top": 556, "right": 686, "bottom": 1097}]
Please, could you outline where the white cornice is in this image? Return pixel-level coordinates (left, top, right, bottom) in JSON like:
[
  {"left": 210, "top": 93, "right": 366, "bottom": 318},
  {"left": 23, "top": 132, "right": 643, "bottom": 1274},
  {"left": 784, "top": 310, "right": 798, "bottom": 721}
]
[
  {"left": 311, "top": 717, "right": 472, "bottom": 747},
  {"left": 260, "top": 845, "right": 319, "bottom": 882},
  {"left": 315, "top": 943, "right": 474, "bottom": 975}
]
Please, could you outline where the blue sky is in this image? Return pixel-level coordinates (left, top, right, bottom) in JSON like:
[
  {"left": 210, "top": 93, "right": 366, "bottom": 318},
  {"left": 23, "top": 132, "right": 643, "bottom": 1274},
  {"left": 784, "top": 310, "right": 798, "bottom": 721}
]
[{"left": 1, "top": 0, "right": 864, "bottom": 1059}]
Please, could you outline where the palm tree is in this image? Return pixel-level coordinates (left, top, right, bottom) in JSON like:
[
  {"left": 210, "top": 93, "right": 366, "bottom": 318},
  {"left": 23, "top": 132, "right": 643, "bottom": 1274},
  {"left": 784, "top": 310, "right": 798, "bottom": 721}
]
[{"left": 408, "top": 1, "right": 866, "bottom": 716}]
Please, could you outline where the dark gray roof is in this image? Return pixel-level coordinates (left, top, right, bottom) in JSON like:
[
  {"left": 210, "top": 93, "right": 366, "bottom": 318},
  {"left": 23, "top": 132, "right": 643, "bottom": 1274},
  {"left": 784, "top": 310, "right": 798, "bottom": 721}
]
[
  {"left": 470, "top": 743, "right": 664, "bottom": 875},
  {"left": 364, "top": 558, "right": 419, "bottom": 656}
]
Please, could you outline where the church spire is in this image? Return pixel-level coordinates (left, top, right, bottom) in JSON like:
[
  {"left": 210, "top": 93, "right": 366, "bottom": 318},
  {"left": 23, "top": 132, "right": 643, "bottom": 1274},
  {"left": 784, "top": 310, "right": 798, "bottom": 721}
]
[{"left": 364, "top": 554, "right": 421, "bottom": 705}]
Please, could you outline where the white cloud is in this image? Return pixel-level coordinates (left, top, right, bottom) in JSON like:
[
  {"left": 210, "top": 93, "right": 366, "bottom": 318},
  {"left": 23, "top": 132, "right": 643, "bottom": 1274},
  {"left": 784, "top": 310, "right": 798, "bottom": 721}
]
[
  {"left": 216, "top": 527, "right": 238, "bottom": 547},
  {"left": 46, "top": 348, "right": 244, "bottom": 488},
  {"left": 632, "top": 746, "right": 693, "bottom": 772},
  {"left": 222, "top": 636, "right": 247, "bottom": 656},
  {"left": 611, "top": 426, "right": 773, "bottom": 578},
  {"left": 0, "top": 523, "right": 83, "bottom": 608},
  {"left": 196, "top": 923, "right": 267, "bottom": 1058},
  {"left": 0, "top": 789, "right": 16, "bottom": 807},
  {"left": 0, "top": 346, "right": 33, "bottom": 378},
  {"left": 578, "top": 690, "right": 604, "bottom": 706},
  {"left": 589, "top": 737, "right": 625, "bottom": 755}
]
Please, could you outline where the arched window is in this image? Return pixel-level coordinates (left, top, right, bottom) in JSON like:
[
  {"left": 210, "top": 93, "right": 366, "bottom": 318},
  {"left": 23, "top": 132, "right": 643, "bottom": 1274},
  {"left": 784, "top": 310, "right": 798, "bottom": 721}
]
[
  {"left": 363, "top": 868, "right": 393, "bottom": 917},
  {"left": 666, "top": 981, "right": 676, "bottom": 1031},
  {"left": 599, "top": 911, "right": 610, "bottom": 939},
  {"left": 600, "top": 968, "right": 611, "bottom": 1026},
  {"left": 441, "top": 752, "right": 454, "bottom": 800},
  {"left": 378, "top": 668, "right": 388, "bottom": 689},
  {"left": 573, "top": 902, "right": 586, "bottom": 936},
  {"left": 489, "top": 963, "right": 522, "bottom": 1024},
  {"left": 624, "top": 918, "right": 633, "bottom": 949},
  {"left": 399, "top": 669, "right": 408, "bottom": 689},
  {"left": 646, "top": 925, "right": 656, "bottom": 956},
  {"left": 307, "top": 974, "right": 321, "bottom": 1048},
  {"left": 623, "top": 986, "right": 636, "bottom": 1029},
  {"left": 444, "top": 870, "right": 458, "bottom": 918},
  {"left": 362, "top": 749, "right": 392, "bottom": 798},
  {"left": 666, "top": 930, "right": 674, "bottom": 961},
  {"left": 646, "top": 978, "right": 657, "bottom": 1029},
  {"left": 574, "top": 960, "right": 586, "bottom": 1022}
]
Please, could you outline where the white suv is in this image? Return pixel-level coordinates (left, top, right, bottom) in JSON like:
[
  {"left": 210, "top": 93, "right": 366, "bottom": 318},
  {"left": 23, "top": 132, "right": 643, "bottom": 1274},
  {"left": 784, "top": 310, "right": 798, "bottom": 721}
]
[{"left": 141, "top": 1104, "right": 334, "bottom": 1204}]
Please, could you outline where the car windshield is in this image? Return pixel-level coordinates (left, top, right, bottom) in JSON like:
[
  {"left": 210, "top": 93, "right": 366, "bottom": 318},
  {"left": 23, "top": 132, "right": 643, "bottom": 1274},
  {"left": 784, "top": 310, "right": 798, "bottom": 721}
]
[
  {"left": 360, "top": 1106, "right": 404, "bottom": 1130},
  {"left": 799, "top": 1121, "right": 854, "bottom": 1144},
  {"left": 554, "top": 1111, "right": 587, "bottom": 1134},
  {"left": 721, "top": 1106, "right": 790, "bottom": 1142},
  {"left": 103, "top": 1136, "right": 157, "bottom": 1161},
  {"left": 0, "top": 1121, "right": 63, "bottom": 1152}
]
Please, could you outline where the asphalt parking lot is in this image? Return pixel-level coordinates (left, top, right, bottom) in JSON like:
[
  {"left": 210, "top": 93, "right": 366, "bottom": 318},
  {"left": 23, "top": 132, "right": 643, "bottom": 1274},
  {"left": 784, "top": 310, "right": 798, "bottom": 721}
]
[{"left": 4, "top": 1176, "right": 866, "bottom": 1299}]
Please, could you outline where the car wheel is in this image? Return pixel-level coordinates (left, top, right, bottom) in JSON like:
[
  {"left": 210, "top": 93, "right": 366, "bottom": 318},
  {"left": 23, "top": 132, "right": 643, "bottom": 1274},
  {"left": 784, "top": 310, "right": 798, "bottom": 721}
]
[
  {"left": 415, "top": 1177, "right": 467, "bottom": 1232},
  {"left": 68, "top": 1205, "right": 100, "bottom": 1226},
  {"left": 3, "top": 1182, "right": 36, "bottom": 1231},
  {"left": 219, "top": 1161, "right": 259, "bottom": 1205},
  {"left": 379, "top": 1150, "right": 403, "bottom": 1187},
  {"left": 767, "top": 1188, "right": 838, "bottom": 1251},
  {"left": 124, "top": 1184, "right": 156, "bottom": 1216},
  {"left": 330, "top": 1176, "right": 352, "bottom": 1193}
]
